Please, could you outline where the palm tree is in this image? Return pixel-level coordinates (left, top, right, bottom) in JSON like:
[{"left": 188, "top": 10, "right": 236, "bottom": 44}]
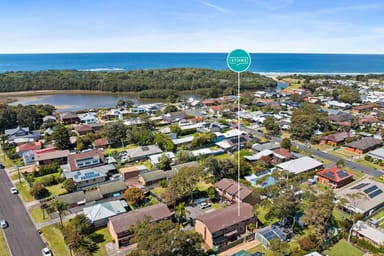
[
  {"left": 54, "top": 200, "right": 69, "bottom": 225},
  {"left": 174, "top": 202, "right": 190, "bottom": 225}
]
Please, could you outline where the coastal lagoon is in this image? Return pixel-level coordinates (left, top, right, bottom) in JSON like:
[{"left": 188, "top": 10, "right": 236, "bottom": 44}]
[{"left": 9, "top": 93, "right": 143, "bottom": 112}]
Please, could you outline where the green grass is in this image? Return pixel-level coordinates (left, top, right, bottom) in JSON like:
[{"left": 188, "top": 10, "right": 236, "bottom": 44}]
[
  {"left": 196, "top": 180, "right": 213, "bottom": 191},
  {"left": 329, "top": 148, "right": 357, "bottom": 160},
  {"left": 214, "top": 153, "right": 231, "bottom": 160},
  {"left": 211, "top": 202, "right": 226, "bottom": 210},
  {"left": 255, "top": 204, "right": 278, "bottom": 226},
  {"left": 10, "top": 171, "right": 20, "bottom": 181},
  {"left": 312, "top": 144, "right": 332, "bottom": 152},
  {"left": 355, "top": 159, "right": 382, "bottom": 170},
  {"left": 33, "top": 173, "right": 61, "bottom": 183},
  {"left": 0, "top": 230, "right": 10, "bottom": 256},
  {"left": 93, "top": 227, "right": 113, "bottom": 256},
  {"left": 323, "top": 239, "right": 363, "bottom": 256},
  {"left": 30, "top": 207, "right": 50, "bottom": 223},
  {"left": 247, "top": 244, "right": 274, "bottom": 256},
  {"left": 40, "top": 224, "right": 71, "bottom": 256},
  {"left": 370, "top": 209, "right": 384, "bottom": 221},
  {"left": 15, "top": 181, "right": 35, "bottom": 202},
  {"left": 46, "top": 183, "right": 67, "bottom": 196},
  {"left": 0, "top": 150, "right": 16, "bottom": 168},
  {"left": 151, "top": 186, "right": 167, "bottom": 196},
  {"left": 344, "top": 167, "right": 365, "bottom": 180}
]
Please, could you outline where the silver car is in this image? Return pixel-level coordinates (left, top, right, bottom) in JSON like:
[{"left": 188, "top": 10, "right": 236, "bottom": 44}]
[{"left": 0, "top": 219, "right": 8, "bottom": 229}]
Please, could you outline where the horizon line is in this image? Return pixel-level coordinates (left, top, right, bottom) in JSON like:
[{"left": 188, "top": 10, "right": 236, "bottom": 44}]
[{"left": 0, "top": 51, "right": 384, "bottom": 55}]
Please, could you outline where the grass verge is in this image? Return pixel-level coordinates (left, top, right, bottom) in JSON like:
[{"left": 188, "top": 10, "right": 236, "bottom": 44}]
[
  {"left": 0, "top": 230, "right": 10, "bottom": 256},
  {"left": 15, "top": 181, "right": 35, "bottom": 202},
  {"left": 40, "top": 224, "right": 70, "bottom": 256}
]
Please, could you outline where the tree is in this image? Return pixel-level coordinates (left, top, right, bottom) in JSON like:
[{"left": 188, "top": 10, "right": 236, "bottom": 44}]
[
  {"left": 267, "top": 190, "right": 299, "bottom": 221},
  {"left": 129, "top": 219, "right": 203, "bottom": 256},
  {"left": 156, "top": 154, "right": 172, "bottom": 170},
  {"left": 103, "top": 121, "right": 127, "bottom": 147},
  {"left": 336, "top": 159, "right": 345, "bottom": 168},
  {"left": 174, "top": 202, "right": 190, "bottom": 224},
  {"left": 263, "top": 116, "right": 280, "bottom": 135},
  {"left": 163, "top": 104, "right": 178, "bottom": 114},
  {"left": 123, "top": 187, "right": 145, "bottom": 206},
  {"left": 51, "top": 124, "right": 70, "bottom": 149},
  {"left": 154, "top": 133, "right": 175, "bottom": 152},
  {"left": 280, "top": 138, "right": 292, "bottom": 150},
  {"left": 30, "top": 182, "right": 50, "bottom": 199},
  {"left": 302, "top": 191, "right": 335, "bottom": 240},
  {"left": 61, "top": 214, "right": 97, "bottom": 256},
  {"left": 175, "top": 150, "right": 195, "bottom": 164},
  {"left": 63, "top": 178, "right": 77, "bottom": 193},
  {"left": 54, "top": 200, "right": 69, "bottom": 225},
  {"left": 290, "top": 103, "right": 330, "bottom": 140},
  {"left": 167, "top": 166, "right": 203, "bottom": 202}
]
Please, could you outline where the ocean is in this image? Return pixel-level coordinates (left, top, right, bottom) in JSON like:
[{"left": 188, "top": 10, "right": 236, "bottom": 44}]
[{"left": 1, "top": 53, "right": 384, "bottom": 74}]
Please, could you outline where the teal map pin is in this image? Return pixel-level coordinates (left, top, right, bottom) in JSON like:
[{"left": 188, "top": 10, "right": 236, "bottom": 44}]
[{"left": 227, "top": 49, "right": 251, "bottom": 73}]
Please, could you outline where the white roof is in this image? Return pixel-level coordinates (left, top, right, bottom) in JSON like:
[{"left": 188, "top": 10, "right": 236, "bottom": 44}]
[
  {"left": 277, "top": 156, "right": 323, "bottom": 174},
  {"left": 223, "top": 129, "right": 245, "bottom": 138},
  {"left": 215, "top": 140, "right": 232, "bottom": 149},
  {"left": 245, "top": 149, "right": 275, "bottom": 161},
  {"left": 172, "top": 136, "right": 194, "bottom": 145},
  {"left": 148, "top": 152, "right": 176, "bottom": 165},
  {"left": 192, "top": 148, "right": 224, "bottom": 157},
  {"left": 83, "top": 200, "right": 127, "bottom": 223},
  {"left": 353, "top": 220, "right": 384, "bottom": 245}
]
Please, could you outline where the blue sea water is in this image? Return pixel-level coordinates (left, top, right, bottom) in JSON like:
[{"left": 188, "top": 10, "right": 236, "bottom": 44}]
[{"left": 1, "top": 52, "right": 384, "bottom": 73}]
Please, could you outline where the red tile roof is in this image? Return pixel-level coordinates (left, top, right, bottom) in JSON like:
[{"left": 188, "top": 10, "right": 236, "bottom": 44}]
[
  {"left": 215, "top": 178, "right": 252, "bottom": 201},
  {"left": 196, "top": 203, "right": 254, "bottom": 233},
  {"left": 93, "top": 137, "right": 110, "bottom": 147},
  {"left": 17, "top": 142, "right": 42, "bottom": 153},
  {"left": 109, "top": 203, "right": 172, "bottom": 234},
  {"left": 74, "top": 125, "right": 94, "bottom": 133},
  {"left": 353, "top": 104, "right": 375, "bottom": 111},
  {"left": 273, "top": 148, "right": 293, "bottom": 160},
  {"left": 67, "top": 149, "right": 104, "bottom": 171},
  {"left": 320, "top": 132, "right": 351, "bottom": 143},
  {"left": 317, "top": 167, "right": 353, "bottom": 183}
]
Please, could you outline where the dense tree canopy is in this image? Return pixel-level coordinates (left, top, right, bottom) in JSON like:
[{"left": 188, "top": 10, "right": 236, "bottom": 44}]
[
  {"left": 0, "top": 69, "right": 276, "bottom": 99},
  {"left": 51, "top": 124, "right": 70, "bottom": 149},
  {"left": 290, "top": 103, "right": 331, "bottom": 140},
  {"left": 129, "top": 219, "right": 203, "bottom": 256}
]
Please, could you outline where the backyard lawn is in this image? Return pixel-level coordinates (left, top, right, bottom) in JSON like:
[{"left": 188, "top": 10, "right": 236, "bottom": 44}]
[
  {"left": 0, "top": 231, "right": 10, "bottom": 256},
  {"left": 46, "top": 183, "right": 67, "bottom": 196},
  {"left": 323, "top": 239, "right": 363, "bottom": 256},
  {"left": 93, "top": 227, "right": 113, "bottom": 256}
]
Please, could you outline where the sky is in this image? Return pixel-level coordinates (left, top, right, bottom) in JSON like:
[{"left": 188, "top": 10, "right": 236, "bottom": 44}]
[{"left": 0, "top": 0, "right": 383, "bottom": 53}]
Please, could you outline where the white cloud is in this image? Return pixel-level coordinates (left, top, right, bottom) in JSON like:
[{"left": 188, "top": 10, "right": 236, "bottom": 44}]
[{"left": 202, "top": 1, "right": 232, "bottom": 14}]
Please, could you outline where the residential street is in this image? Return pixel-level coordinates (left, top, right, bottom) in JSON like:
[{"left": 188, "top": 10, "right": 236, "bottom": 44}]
[{"left": 0, "top": 167, "right": 46, "bottom": 256}]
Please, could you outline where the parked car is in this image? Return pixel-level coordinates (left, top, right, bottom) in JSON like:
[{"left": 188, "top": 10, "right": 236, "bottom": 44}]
[
  {"left": 0, "top": 219, "right": 8, "bottom": 229},
  {"left": 199, "top": 202, "right": 211, "bottom": 209},
  {"left": 10, "top": 187, "right": 18, "bottom": 194},
  {"left": 42, "top": 247, "right": 52, "bottom": 256},
  {"left": 381, "top": 175, "right": 384, "bottom": 181}
]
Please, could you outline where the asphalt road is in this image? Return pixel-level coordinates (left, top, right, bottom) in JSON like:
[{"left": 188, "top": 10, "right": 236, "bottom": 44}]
[{"left": 0, "top": 168, "right": 46, "bottom": 256}]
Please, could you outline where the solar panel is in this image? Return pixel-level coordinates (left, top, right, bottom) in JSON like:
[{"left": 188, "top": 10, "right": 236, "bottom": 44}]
[
  {"left": 369, "top": 189, "right": 383, "bottom": 198},
  {"left": 351, "top": 183, "right": 369, "bottom": 190},
  {"left": 324, "top": 173, "right": 335, "bottom": 180},
  {"left": 364, "top": 185, "right": 378, "bottom": 194},
  {"left": 337, "top": 171, "right": 350, "bottom": 178}
]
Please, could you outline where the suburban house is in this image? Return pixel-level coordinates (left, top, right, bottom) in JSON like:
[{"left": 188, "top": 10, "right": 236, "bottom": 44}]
[
  {"left": 336, "top": 177, "right": 384, "bottom": 217},
  {"left": 329, "top": 112, "right": 352, "bottom": 127},
  {"left": 125, "top": 145, "right": 163, "bottom": 162},
  {"left": 367, "top": 147, "right": 384, "bottom": 161},
  {"left": 352, "top": 104, "right": 375, "bottom": 113},
  {"left": 63, "top": 168, "right": 107, "bottom": 189},
  {"left": 317, "top": 167, "right": 353, "bottom": 188},
  {"left": 344, "top": 137, "right": 383, "bottom": 154},
  {"left": 256, "top": 225, "right": 291, "bottom": 248},
  {"left": 215, "top": 135, "right": 248, "bottom": 152},
  {"left": 195, "top": 203, "right": 257, "bottom": 249},
  {"left": 73, "top": 124, "right": 94, "bottom": 136},
  {"left": 108, "top": 203, "right": 172, "bottom": 248},
  {"left": 276, "top": 156, "right": 323, "bottom": 175},
  {"left": 78, "top": 112, "right": 99, "bottom": 124},
  {"left": 83, "top": 200, "right": 127, "bottom": 227},
  {"left": 120, "top": 165, "right": 147, "bottom": 180},
  {"left": 34, "top": 149, "right": 70, "bottom": 166},
  {"left": 215, "top": 178, "right": 254, "bottom": 204},
  {"left": 252, "top": 142, "right": 280, "bottom": 152},
  {"left": 92, "top": 137, "right": 110, "bottom": 149},
  {"left": 16, "top": 142, "right": 42, "bottom": 158},
  {"left": 60, "top": 112, "right": 80, "bottom": 124},
  {"left": 319, "top": 131, "right": 352, "bottom": 146},
  {"left": 244, "top": 148, "right": 292, "bottom": 163},
  {"left": 138, "top": 169, "right": 177, "bottom": 186},
  {"left": 56, "top": 180, "right": 127, "bottom": 207},
  {"left": 148, "top": 152, "right": 176, "bottom": 166},
  {"left": 66, "top": 149, "right": 105, "bottom": 172},
  {"left": 352, "top": 220, "right": 384, "bottom": 247},
  {"left": 4, "top": 126, "right": 40, "bottom": 144}
]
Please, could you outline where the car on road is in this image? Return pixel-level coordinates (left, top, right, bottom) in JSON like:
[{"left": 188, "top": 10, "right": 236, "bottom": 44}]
[
  {"left": 10, "top": 187, "right": 18, "bottom": 194},
  {"left": 199, "top": 202, "right": 211, "bottom": 209},
  {"left": 42, "top": 247, "right": 52, "bottom": 256},
  {"left": 380, "top": 175, "right": 384, "bottom": 181},
  {"left": 0, "top": 163, "right": 4, "bottom": 169},
  {"left": 0, "top": 219, "right": 8, "bottom": 229}
]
